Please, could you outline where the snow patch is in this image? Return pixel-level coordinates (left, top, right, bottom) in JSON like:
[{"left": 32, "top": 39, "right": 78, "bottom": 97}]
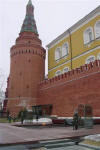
[{"left": 84, "top": 134, "right": 100, "bottom": 142}]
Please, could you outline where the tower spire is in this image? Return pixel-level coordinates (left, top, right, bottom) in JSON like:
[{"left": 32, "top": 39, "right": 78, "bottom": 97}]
[{"left": 20, "top": 0, "right": 38, "bottom": 34}]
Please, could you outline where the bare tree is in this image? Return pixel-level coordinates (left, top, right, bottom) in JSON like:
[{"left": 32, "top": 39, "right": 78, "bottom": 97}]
[
  {"left": 0, "top": 68, "right": 6, "bottom": 110},
  {"left": 0, "top": 69, "right": 6, "bottom": 90}
]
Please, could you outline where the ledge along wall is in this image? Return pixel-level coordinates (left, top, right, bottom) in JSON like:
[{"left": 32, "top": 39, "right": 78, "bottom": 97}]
[{"left": 38, "top": 60, "right": 100, "bottom": 117}]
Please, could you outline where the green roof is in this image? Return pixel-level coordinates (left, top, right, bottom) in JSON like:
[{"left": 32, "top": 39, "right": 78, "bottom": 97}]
[
  {"left": 28, "top": 0, "right": 32, "bottom": 5},
  {"left": 20, "top": 0, "right": 38, "bottom": 34}
]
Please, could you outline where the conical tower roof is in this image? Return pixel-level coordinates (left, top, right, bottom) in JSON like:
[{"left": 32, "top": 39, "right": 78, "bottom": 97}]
[
  {"left": 28, "top": 0, "right": 32, "bottom": 5},
  {"left": 20, "top": 0, "right": 38, "bottom": 34}
]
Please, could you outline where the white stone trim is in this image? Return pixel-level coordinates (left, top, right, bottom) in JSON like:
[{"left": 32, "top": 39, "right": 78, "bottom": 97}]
[
  {"left": 63, "top": 67, "right": 69, "bottom": 74},
  {"left": 83, "top": 26, "right": 94, "bottom": 45},
  {"left": 55, "top": 70, "right": 62, "bottom": 76},
  {"left": 55, "top": 47, "right": 61, "bottom": 61},
  {"left": 49, "top": 59, "right": 71, "bottom": 72},
  {"left": 85, "top": 55, "right": 95, "bottom": 64},
  {"left": 94, "top": 19, "right": 100, "bottom": 39},
  {"left": 72, "top": 45, "right": 100, "bottom": 61},
  {"left": 62, "top": 42, "right": 69, "bottom": 57},
  {"left": 47, "top": 7, "right": 100, "bottom": 49},
  {"left": 48, "top": 45, "right": 100, "bottom": 72},
  {"left": 97, "top": 52, "right": 100, "bottom": 60}
]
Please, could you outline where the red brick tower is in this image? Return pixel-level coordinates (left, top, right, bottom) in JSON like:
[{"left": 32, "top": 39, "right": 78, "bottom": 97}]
[{"left": 6, "top": 0, "right": 46, "bottom": 115}]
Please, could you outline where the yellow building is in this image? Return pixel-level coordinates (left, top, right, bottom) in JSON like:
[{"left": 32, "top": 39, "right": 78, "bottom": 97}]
[{"left": 47, "top": 6, "right": 100, "bottom": 79}]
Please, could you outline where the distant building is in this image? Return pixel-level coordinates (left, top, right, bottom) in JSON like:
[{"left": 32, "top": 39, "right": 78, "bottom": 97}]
[{"left": 4, "top": 0, "right": 100, "bottom": 117}]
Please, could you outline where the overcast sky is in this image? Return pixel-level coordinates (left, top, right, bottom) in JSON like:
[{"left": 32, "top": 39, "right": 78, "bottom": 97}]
[{"left": 0, "top": 0, "right": 100, "bottom": 91}]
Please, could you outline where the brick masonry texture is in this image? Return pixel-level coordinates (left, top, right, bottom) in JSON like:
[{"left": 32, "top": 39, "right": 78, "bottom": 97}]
[
  {"left": 4, "top": 45, "right": 100, "bottom": 117},
  {"left": 4, "top": 57, "right": 100, "bottom": 117},
  {"left": 37, "top": 60, "right": 100, "bottom": 117}
]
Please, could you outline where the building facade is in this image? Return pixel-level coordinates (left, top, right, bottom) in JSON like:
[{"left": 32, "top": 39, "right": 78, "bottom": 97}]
[
  {"left": 4, "top": 1, "right": 100, "bottom": 117},
  {"left": 47, "top": 6, "right": 100, "bottom": 78}
]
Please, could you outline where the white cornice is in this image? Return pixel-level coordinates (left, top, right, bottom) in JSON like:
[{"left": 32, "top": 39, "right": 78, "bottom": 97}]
[{"left": 47, "top": 6, "right": 100, "bottom": 49}]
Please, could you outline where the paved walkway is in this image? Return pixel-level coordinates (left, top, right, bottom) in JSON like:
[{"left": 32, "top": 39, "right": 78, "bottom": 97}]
[{"left": 0, "top": 123, "right": 100, "bottom": 145}]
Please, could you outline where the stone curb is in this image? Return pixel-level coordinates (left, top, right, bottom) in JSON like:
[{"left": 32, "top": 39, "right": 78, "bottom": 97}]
[
  {"left": 0, "top": 140, "right": 39, "bottom": 147},
  {"left": 79, "top": 143, "right": 100, "bottom": 150}
]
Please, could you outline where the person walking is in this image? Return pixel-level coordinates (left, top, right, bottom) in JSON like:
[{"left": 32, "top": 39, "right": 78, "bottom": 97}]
[
  {"left": 8, "top": 114, "right": 12, "bottom": 123},
  {"left": 73, "top": 113, "right": 79, "bottom": 130},
  {"left": 21, "top": 111, "right": 24, "bottom": 124}
]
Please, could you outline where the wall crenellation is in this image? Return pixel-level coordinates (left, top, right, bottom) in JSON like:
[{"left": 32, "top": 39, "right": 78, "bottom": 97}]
[
  {"left": 39, "top": 60, "right": 100, "bottom": 88},
  {"left": 10, "top": 48, "right": 45, "bottom": 59}
]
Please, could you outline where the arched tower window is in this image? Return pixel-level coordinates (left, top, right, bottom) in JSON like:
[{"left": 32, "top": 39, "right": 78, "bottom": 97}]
[
  {"left": 85, "top": 55, "right": 95, "bottom": 64},
  {"left": 83, "top": 27, "right": 94, "bottom": 44},
  {"left": 62, "top": 43, "right": 68, "bottom": 57},
  {"left": 55, "top": 47, "right": 61, "bottom": 61},
  {"left": 94, "top": 20, "right": 100, "bottom": 39}
]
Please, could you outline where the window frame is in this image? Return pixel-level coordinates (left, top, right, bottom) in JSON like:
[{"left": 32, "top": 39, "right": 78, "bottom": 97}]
[
  {"left": 85, "top": 55, "right": 95, "bottom": 64},
  {"left": 94, "top": 20, "right": 100, "bottom": 39},
  {"left": 55, "top": 47, "right": 61, "bottom": 61},
  {"left": 63, "top": 67, "right": 69, "bottom": 74},
  {"left": 97, "top": 52, "right": 100, "bottom": 60},
  {"left": 55, "top": 70, "right": 61, "bottom": 76},
  {"left": 83, "top": 27, "right": 94, "bottom": 45},
  {"left": 62, "top": 42, "right": 69, "bottom": 58}
]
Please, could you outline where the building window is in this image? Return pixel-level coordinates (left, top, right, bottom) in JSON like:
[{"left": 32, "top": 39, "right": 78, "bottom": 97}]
[
  {"left": 55, "top": 47, "right": 61, "bottom": 61},
  {"left": 84, "top": 27, "right": 94, "bottom": 44},
  {"left": 55, "top": 70, "right": 61, "bottom": 76},
  {"left": 94, "top": 20, "right": 100, "bottom": 39},
  {"left": 97, "top": 53, "right": 100, "bottom": 60},
  {"left": 63, "top": 67, "right": 69, "bottom": 73},
  {"left": 86, "top": 55, "right": 95, "bottom": 64},
  {"left": 62, "top": 43, "right": 68, "bottom": 57}
]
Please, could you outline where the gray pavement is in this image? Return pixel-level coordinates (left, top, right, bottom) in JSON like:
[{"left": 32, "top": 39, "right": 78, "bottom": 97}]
[
  {"left": 0, "top": 145, "right": 94, "bottom": 150},
  {"left": 0, "top": 145, "right": 28, "bottom": 150},
  {"left": 0, "top": 143, "right": 95, "bottom": 150},
  {"left": 47, "top": 145, "right": 93, "bottom": 150},
  {"left": 0, "top": 123, "right": 100, "bottom": 145},
  {"left": 0, "top": 123, "right": 100, "bottom": 150}
]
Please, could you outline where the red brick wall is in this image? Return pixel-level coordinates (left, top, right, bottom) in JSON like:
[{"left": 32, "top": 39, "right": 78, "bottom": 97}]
[{"left": 38, "top": 60, "right": 100, "bottom": 117}]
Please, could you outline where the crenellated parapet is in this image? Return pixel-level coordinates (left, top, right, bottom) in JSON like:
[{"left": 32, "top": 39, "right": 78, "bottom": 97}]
[
  {"left": 39, "top": 60, "right": 100, "bottom": 90},
  {"left": 10, "top": 32, "right": 46, "bottom": 59},
  {"left": 10, "top": 47, "right": 45, "bottom": 59}
]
